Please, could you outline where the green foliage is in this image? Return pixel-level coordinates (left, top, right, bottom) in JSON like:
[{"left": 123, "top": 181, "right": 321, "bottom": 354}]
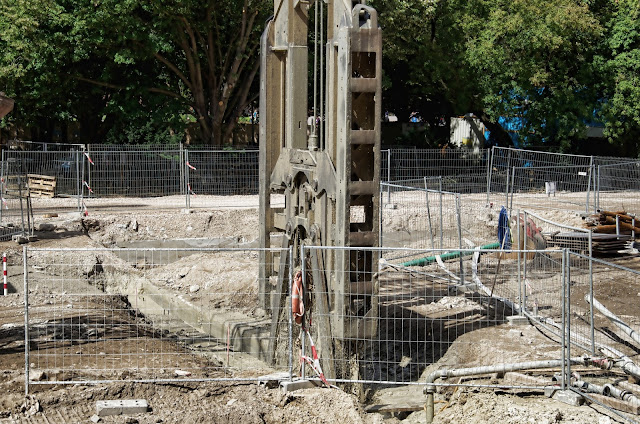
[
  {"left": 372, "top": 0, "right": 640, "bottom": 154},
  {"left": 595, "top": 0, "right": 640, "bottom": 154},
  {"left": 0, "top": 0, "right": 270, "bottom": 145},
  {"left": 2, "top": 0, "right": 640, "bottom": 153}
]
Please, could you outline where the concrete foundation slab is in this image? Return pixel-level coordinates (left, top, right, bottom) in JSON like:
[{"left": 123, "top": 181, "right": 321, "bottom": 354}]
[{"left": 96, "top": 399, "right": 149, "bottom": 416}]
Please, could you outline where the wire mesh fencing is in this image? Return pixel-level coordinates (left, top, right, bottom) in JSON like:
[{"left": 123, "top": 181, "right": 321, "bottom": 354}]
[
  {"left": 596, "top": 161, "right": 640, "bottom": 215},
  {"left": 184, "top": 150, "right": 259, "bottom": 209},
  {"left": 507, "top": 165, "right": 593, "bottom": 213},
  {"left": 1, "top": 145, "right": 640, "bottom": 216},
  {"left": 381, "top": 148, "right": 490, "bottom": 185},
  {"left": 567, "top": 252, "right": 640, "bottom": 357},
  {"left": 380, "top": 183, "right": 463, "bottom": 262},
  {"left": 562, "top": 252, "right": 640, "bottom": 424},
  {"left": 24, "top": 246, "right": 293, "bottom": 391},
  {"left": 2, "top": 150, "right": 83, "bottom": 199},
  {"left": 489, "top": 146, "right": 595, "bottom": 212},
  {"left": 0, "top": 155, "right": 37, "bottom": 239},
  {"left": 86, "top": 147, "right": 182, "bottom": 197},
  {"left": 298, "top": 245, "right": 570, "bottom": 388}
]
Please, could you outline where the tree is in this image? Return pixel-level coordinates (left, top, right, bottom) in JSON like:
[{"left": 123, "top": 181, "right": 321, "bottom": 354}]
[
  {"left": 595, "top": 0, "right": 640, "bottom": 155},
  {"left": 371, "top": 0, "right": 605, "bottom": 150},
  {"left": 0, "top": 0, "right": 271, "bottom": 145},
  {"left": 462, "top": 0, "right": 603, "bottom": 149},
  {"left": 119, "top": 0, "right": 271, "bottom": 145}
]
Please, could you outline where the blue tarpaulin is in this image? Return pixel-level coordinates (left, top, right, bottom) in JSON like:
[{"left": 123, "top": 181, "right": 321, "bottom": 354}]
[{"left": 498, "top": 206, "right": 511, "bottom": 249}]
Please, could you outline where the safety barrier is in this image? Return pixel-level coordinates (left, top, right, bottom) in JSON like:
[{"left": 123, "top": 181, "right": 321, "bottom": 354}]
[
  {"left": 1, "top": 146, "right": 640, "bottom": 218},
  {"left": 23, "top": 246, "right": 292, "bottom": 392}
]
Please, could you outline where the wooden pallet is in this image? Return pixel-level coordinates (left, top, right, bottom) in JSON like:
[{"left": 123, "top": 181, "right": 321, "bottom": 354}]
[{"left": 27, "top": 174, "right": 56, "bottom": 198}]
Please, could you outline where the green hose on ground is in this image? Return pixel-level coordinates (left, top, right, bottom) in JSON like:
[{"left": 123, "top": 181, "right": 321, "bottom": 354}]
[{"left": 399, "top": 242, "right": 502, "bottom": 267}]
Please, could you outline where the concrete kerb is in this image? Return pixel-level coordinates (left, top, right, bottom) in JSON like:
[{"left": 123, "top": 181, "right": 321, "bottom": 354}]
[{"left": 101, "top": 270, "right": 274, "bottom": 365}]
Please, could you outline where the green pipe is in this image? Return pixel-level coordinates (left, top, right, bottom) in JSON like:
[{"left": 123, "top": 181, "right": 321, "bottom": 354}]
[{"left": 399, "top": 242, "right": 501, "bottom": 267}]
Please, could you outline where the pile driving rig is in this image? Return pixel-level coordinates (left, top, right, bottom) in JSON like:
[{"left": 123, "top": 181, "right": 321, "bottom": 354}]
[{"left": 259, "top": 0, "right": 382, "bottom": 380}]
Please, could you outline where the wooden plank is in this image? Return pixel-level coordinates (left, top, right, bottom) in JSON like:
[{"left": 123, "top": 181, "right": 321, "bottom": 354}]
[
  {"left": 587, "top": 393, "right": 640, "bottom": 414},
  {"left": 29, "top": 190, "right": 55, "bottom": 198},
  {"left": 27, "top": 173, "right": 55, "bottom": 181},
  {"left": 364, "top": 403, "right": 424, "bottom": 413}
]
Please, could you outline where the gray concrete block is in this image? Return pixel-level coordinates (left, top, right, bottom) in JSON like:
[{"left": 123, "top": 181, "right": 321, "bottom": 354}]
[
  {"left": 96, "top": 399, "right": 149, "bottom": 416},
  {"left": 507, "top": 315, "right": 530, "bottom": 326},
  {"left": 544, "top": 389, "right": 584, "bottom": 407},
  {"left": 280, "top": 379, "right": 322, "bottom": 392},
  {"left": 258, "top": 371, "right": 290, "bottom": 388},
  {"left": 12, "top": 235, "right": 27, "bottom": 244}
]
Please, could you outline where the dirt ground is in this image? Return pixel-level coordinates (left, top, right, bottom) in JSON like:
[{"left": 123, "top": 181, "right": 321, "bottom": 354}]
[{"left": 0, "top": 194, "right": 637, "bottom": 423}]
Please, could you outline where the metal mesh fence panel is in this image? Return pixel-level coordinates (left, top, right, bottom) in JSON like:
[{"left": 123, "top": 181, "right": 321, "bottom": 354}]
[
  {"left": 596, "top": 162, "right": 640, "bottom": 215},
  {"left": 185, "top": 150, "right": 259, "bottom": 201},
  {"left": 489, "top": 147, "right": 594, "bottom": 210},
  {"left": 24, "top": 247, "right": 292, "bottom": 389},
  {"left": 381, "top": 183, "right": 497, "bottom": 265},
  {"left": 299, "top": 246, "right": 565, "bottom": 388},
  {"left": 381, "top": 148, "right": 489, "bottom": 185},
  {"left": 508, "top": 165, "right": 592, "bottom": 213},
  {"left": 567, "top": 253, "right": 640, "bottom": 356},
  {"left": 86, "top": 148, "right": 182, "bottom": 197},
  {"left": 380, "top": 183, "right": 462, "bottom": 261},
  {"left": 511, "top": 210, "right": 592, "bottom": 326},
  {"left": 0, "top": 153, "right": 38, "bottom": 239},
  {"left": 3, "top": 150, "right": 81, "bottom": 197},
  {"left": 564, "top": 252, "right": 640, "bottom": 423}
]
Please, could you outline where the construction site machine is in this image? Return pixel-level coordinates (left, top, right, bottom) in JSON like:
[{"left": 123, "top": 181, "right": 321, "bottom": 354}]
[{"left": 259, "top": 0, "right": 382, "bottom": 382}]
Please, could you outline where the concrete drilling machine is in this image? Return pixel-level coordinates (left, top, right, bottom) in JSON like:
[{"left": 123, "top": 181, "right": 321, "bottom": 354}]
[{"left": 259, "top": 0, "right": 382, "bottom": 383}]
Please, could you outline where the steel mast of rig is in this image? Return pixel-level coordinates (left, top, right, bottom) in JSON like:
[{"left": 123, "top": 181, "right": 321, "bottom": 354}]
[{"left": 259, "top": 0, "right": 382, "bottom": 380}]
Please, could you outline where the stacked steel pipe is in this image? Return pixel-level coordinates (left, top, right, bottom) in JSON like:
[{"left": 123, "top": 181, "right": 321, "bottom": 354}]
[{"left": 590, "top": 211, "right": 640, "bottom": 236}]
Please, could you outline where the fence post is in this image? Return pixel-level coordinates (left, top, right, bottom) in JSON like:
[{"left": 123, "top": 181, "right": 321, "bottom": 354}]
[
  {"left": 0, "top": 149, "right": 4, "bottom": 224},
  {"left": 486, "top": 146, "right": 494, "bottom": 205},
  {"left": 386, "top": 149, "right": 391, "bottom": 203},
  {"left": 509, "top": 166, "right": 516, "bottom": 211},
  {"left": 423, "top": 178, "right": 435, "bottom": 251},
  {"left": 516, "top": 209, "right": 522, "bottom": 314},
  {"left": 185, "top": 149, "right": 190, "bottom": 210},
  {"left": 86, "top": 144, "right": 92, "bottom": 199},
  {"left": 455, "top": 195, "right": 464, "bottom": 285},
  {"left": 585, "top": 157, "right": 593, "bottom": 214},
  {"left": 505, "top": 164, "right": 510, "bottom": 209},
  {"left": 439, "top": 177, "right": 443, "bottom": 249},
  {"left": 23, "top": 246, "right": 29, "bottom": 395},
  {"left": 566, "top": 248, "right": 572, "bottom": 388},
  {"left": 561, "top": 248, "right": 567, "bottom": 390},
  {"left": 75, "top": 149, "right": 81, "bottom": 211},
  {"left": 179, "top": 143, "right": 185, "bottom": 196},
  {"left": 81, "top": 147, "right": 86, "bottom": 204},
  {"left": 523, "top": 210, "right": 528, "bottom": 304},
  {"left": 588, "top": 231, "right": 595, "bottom": 355},
  {"left": 300, "top": 243, "right": 305, "bottom": 380},
  {"left": 596, "top": 165, "right": 600, "bottom": 211},
  {"left": 289, "top": 245, "right": 294, "bottom": 382}
]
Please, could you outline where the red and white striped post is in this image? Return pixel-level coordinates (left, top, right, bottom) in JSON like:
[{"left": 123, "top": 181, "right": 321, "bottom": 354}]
[{"left": 3, "top": 253, "right": 7, "bottom": 296}]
